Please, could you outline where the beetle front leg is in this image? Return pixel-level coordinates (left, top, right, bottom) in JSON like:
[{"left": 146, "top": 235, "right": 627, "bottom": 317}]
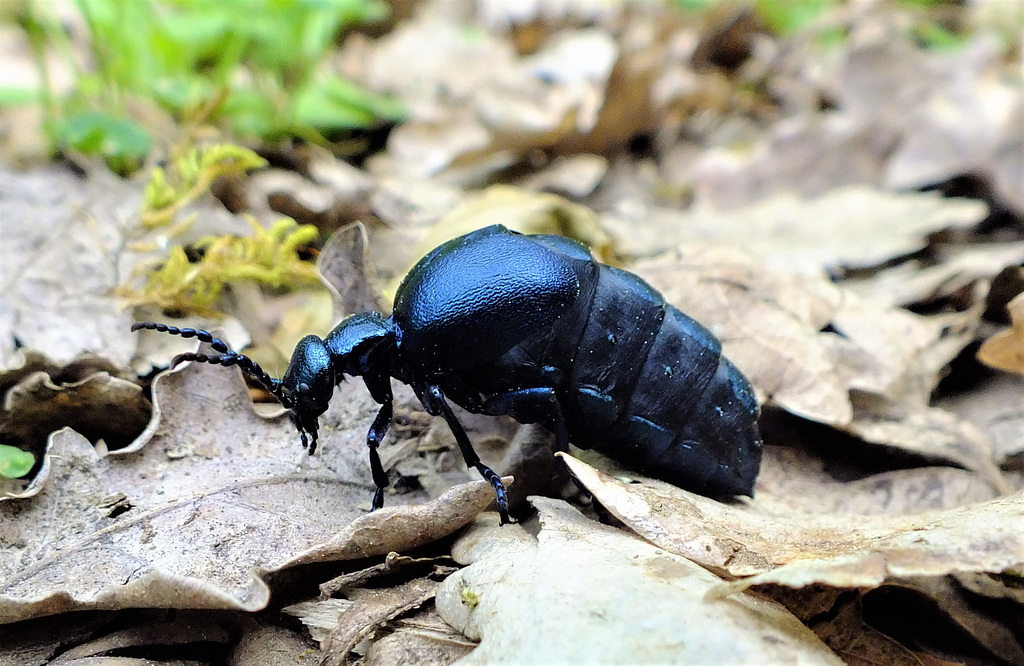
[
  {"left": 362, "top": 373, "right": 394, "bottom": 511},
  {"left": 420, "top": 384, "right": 511, "bottom": 525},
  {"left": 366, "top": 401, "right": 393, "bottom": 510}
]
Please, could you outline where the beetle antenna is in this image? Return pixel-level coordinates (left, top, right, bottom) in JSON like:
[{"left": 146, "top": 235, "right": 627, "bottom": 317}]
[
  {"left": 131, "top": 322, "right": 232, "bottom": 354},
  {"left": 169, "top": 351, "right": 295, "bottom": 409},
  {"left": 133, "top": 322, "right": 294, "bottom": 408}
]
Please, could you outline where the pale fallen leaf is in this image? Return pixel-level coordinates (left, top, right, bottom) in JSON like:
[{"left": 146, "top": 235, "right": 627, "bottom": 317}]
[
  {"left": 687, "top": 116, "right": 896, "bottom": 210},
  {"left": 362, "top": 609, "right": 475, "bottom": 666},
  {"left": 305, "top": 577, "right": 438, "bottom": 666},
  {"left": 634, "top": 244, "right": 850, "bottom": 424},
  {"left": 476, "top": 0, "right": 629, "bottom": 31},
  {"left": 0, "top": 165, "right": 251, "bottom": 373},
  {"left": 829, "top": 293, "right": 980, "bottom": 405},
  {"left": 373, "top": 186, "right": 611, "bottom": 301},
  {"left": 352, "top": 8, "right": 676, "bottom": 181},
  {"left": 756, "top": 446, "right": 1000, "bottom": 517},
  {"left": 876, "top": 36, "right": 1021, "bottom": 201},
  {"left": 0, "top": 350, "right": 499, "bottom": 624},
  {"left": 687, "top": 28, "right": 1024, "bottom": 218},
  {"left": 561, "top": 455, "right": 1024, "bottom": 585},
  {"left": 845, "top": 394, "right": 1005, "bottom": 489},
  {"left": 413, "top": 185, "right": 610, "bottom": 261},
  {"left": 284, "top": 557, "right": 472, "bottom": 664},
  {"left": 436, "top": 498, "right": 841, "bottom": 664},
  {"left": 939, "top": 373, "right": 1024, "bottom": 464},
  {"left": 631, "top": 187, "right": 987, "bottom": 277},
  {"left": 230, "top": 624, "right": 321, "bottom": 666},
  {"left": 842, "top": 241, "right": 1024, "bottom": 308},
  {"left": 518, "top": 153, "right": 608, "bottom": 198},
  {"left": 0, "top": 166, "right": 140, "bottom": 370},
  {"left": 1, "top": 370, "right": 150, "bottom": 464}
]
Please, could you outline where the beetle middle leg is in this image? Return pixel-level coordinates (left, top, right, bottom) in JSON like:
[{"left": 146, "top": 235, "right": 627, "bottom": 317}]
[
  {"left": 478, "top": 387, "right": 569, "bottom": 453},
  {"left": 418, "top": 383, "right": 511, "bottom": 525}
]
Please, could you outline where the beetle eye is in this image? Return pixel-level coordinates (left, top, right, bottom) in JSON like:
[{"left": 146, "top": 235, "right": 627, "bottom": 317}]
[{"left": 299, "top": 382, "right": 310, "bottom": 393}]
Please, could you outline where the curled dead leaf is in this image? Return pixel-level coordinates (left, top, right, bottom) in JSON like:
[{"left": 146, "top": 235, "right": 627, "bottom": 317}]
[{"left": 561, "top": 454, "right": 1024, "bottom": 590}]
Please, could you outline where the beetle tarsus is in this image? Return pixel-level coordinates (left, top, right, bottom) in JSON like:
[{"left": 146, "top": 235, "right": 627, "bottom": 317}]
[{"left": 476, "top": 463, "right": 511, "bottom": 525}]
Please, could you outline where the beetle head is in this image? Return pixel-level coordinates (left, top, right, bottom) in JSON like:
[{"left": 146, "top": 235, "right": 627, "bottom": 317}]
[{"left": 282, "top": 334, "right": 336, "bottom": 452}]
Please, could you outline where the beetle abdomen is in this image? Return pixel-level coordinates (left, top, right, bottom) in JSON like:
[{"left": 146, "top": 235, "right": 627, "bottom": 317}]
[
  {"left": 606, "top": 312, "right": 761, "bottom": 497},
  {"left": 401, "top": 224, "right": 762, "bottom": 498},
  {"left": 526, "top": 240, "right": 762, "bottom": 497}
]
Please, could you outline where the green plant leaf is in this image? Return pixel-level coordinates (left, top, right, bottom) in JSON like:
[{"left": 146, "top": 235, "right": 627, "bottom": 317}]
[
  {"left": 0, "top": 87, "right": 42, "bottom": 106},
  {"left": 755, "top": 0, "right": 835, "bottom": 35},
  {"left": 0, "top": 445, "right": 34, "bottom": 479},
  {"left": 21, "top": 0, "right": 397, "bottom": 165},
  {"left": 56, "top": 111, "right": 152, "bottom": 159},
  {"left": 292, "top": 75, "right": 405, "bottom": 131}
]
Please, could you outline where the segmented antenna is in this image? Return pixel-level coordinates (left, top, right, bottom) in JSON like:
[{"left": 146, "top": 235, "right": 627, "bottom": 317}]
[{"left": 132, "top": 322, "right": 294, "bottom": 408}]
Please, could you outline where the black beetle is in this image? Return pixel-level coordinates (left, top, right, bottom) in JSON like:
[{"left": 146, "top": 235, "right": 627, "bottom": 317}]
[{"left": 133, "top": 224, "right": 762, "bottom": 524}]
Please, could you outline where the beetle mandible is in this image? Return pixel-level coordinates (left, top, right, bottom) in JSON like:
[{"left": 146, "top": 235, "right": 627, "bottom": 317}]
[{"left": 133, "top": 224, "right": 762, "bottom": 524}]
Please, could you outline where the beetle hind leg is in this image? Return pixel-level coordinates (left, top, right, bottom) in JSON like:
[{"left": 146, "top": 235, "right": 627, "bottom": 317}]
[{"left": 420, "top": 384, "right": 512, "bottom": 525}]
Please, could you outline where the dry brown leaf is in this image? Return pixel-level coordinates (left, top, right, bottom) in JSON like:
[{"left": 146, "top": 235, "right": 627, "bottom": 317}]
[
  {"left": 317, "top": 221, "right": 389, "bottom": 317},
  {"left": 436, "top": 498, "right": 840, "bottom": 664},
  {"left": 243, "top": 157, "right": 375, "bottom": 231},
  {"left": 1, "top": 370, "right": 150, "bottom": 466},
  {"left": 561, "top": 455, "right": 1024, "bottom": 587},
  {"left": 307, "top": 578, "right": 438, "bottom": 665},
  {"left": 518, "top": 153, "right": 608, "bottom": 198},
  {"left": 875, "top": 36, "right": 1022, "bottom": 202},
  {"left": 634, "top": 244, "right": 850, "bottom": 423},
  {"left": 829, "top": 295, "right": 980, "bottom": 405},
  {"left": 687, "top": 114, "right": 896, "bottom": 210},
  {"left": 978, "top": 291, "right": 1024, "bottom": 375},
  {"left": 422, "top": 185, "right": 609, "bottom": 256},
  {"left": 0, "top": 350, "right": 500, "bottom": 624},
  {"left": 0, "top": 165, "right": 254, "bottom": 373},
  {"left": 284, "top": 561, "right": 472, "bottom": 665},
  {"left": 688, "top": 28, "right": 1023, "bottom": 217},
  {"left": 476, "top": 0, "right": 630, "bottom": 31},
  {"left": 846, "top": 394, "right": 1005, "bottom": 489},
  {"left": 374, "top": 186, "right": 611, "bottom": 300},
  {"left": 350, "top": 7, "right": 676, "bottom": 181}
]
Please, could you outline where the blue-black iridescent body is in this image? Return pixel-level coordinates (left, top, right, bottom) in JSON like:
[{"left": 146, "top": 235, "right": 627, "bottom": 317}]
[{"left": 133, "top": 224, "right": 762, "bottom": 524}]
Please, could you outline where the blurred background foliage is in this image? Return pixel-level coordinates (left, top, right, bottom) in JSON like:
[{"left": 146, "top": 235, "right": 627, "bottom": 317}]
[{"left": 0, "top": 0, "right": 405, "bottom": 174}]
